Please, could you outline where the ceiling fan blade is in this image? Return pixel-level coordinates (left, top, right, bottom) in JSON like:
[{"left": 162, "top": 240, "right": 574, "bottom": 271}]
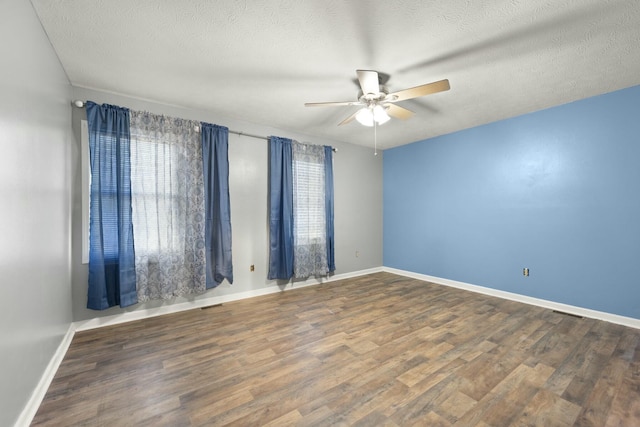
[
  {"left": 305, "top": 101, "right": 363, "bottom": 107},
  {"left": 356, "top": 70, "right": 380, "bottom": 95},
  {"left": 387, "top": 79, "right": 450, "bottom": 102},
  {"left": 338, "top": 111, "right": 359, "bottom": 126},
  {"left": 386, "top": 104, "right": 414, "bottom": 120}
]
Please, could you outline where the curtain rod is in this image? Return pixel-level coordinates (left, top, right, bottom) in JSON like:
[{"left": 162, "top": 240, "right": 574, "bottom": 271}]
[
  {"left": 228, "top": 130, "right": 337, "bottom": 152},
  {"left": 229, "top": 130, "right": 266, "bottom": 140},
  {"left": 73, "top": 100, "right": 337, "bottom": 152}
]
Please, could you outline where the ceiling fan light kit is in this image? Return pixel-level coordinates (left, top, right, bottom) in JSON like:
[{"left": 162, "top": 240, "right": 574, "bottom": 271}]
[{"left": 356, "top": 105, "right": 390, "bottom": 127}]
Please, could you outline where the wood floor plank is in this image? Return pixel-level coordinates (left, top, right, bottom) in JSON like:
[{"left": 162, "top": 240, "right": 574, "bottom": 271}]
[
  {"left": 605, "top": 348, "right": 640, "bottom": 427},
  {"left": 573, "top": 356, "right": 630, "bottom": 427},
  {"left": 299, "top": 407, "right": 344, "bottom": 427},
  {"left": 512, "top": 388, "right": 582, "bottom": 427},
  {"left": 31, "top": 272, "right": 640, "bottom": 426}
]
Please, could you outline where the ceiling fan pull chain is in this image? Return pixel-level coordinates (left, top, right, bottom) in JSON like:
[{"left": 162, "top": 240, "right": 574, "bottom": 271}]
[{"left": 374, "top": 120, "right": 378, "bottom": 156}]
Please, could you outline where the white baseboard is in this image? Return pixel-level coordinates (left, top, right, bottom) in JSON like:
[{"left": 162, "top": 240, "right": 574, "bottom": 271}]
[
  {"left": 74, "top": 266, "right": 384, "bottom": 332},
  {"left": 15, "top": 323, "right": 76, "bottom": 427},
  {"left": 383, "top": 267, "right": 640, "bottom": 330}
]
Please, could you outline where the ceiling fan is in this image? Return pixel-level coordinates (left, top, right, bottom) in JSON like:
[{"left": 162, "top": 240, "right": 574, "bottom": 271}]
[{"left": 305, "top": 70, "right": 450, "bottom": 127}]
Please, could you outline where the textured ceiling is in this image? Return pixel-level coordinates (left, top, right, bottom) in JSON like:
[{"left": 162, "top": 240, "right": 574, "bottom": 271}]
[{"left": 31, "top": 0, "right": 640, "bottom": 149}]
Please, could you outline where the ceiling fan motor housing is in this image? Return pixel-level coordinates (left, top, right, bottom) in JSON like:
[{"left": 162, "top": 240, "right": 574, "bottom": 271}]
[{"left": 358, "top": 85, "right": 389, "bottom": 104}]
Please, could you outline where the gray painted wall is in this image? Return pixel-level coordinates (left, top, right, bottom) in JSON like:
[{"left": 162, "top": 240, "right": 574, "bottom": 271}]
[
  {"left": 70, "top": 87, "right": 383, "bottom": 322},
  {"left": 0, "top": 1, "right": 73, "bottom": 425}
]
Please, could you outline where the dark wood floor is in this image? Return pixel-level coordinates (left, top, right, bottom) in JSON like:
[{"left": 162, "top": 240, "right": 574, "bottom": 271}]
[{"left": 33, "top": 272, "right": 640, "bottom": 426}]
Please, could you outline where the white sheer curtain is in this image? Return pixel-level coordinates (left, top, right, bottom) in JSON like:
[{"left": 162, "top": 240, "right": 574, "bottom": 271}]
[
  {"left": 129, "top": 111, "right": 206, "bottom": 301},
  {"left": 292, "top": 142, "right": 328, "bottom": 278}
]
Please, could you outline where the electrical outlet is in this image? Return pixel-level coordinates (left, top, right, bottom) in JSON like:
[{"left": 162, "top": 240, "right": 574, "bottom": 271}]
[
  {"left": 523, "top": 267, "right": 529, "bottom": 277},
  {"left": 356, "top": 250, "right": 359, "bottom": 258},
  {"left": 250, "top": 264, "right": 255, "bottom": 272}
]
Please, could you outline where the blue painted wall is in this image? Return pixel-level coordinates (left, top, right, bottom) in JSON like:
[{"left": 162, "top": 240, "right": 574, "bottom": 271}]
[{"left": 384, "top": 85, "right": 640, "bottom": 319}]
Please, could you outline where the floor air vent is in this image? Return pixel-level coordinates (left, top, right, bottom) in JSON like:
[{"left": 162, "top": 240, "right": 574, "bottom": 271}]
[
  {"left": 552, "top": 310, "right": 583, "bottom": 319},
  {"left": 201, "top": 304, "right": 223, "bottom": 310}
]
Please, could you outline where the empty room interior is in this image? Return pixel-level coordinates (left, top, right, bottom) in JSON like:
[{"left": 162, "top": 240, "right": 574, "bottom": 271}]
[{"left": 3, "top": 0, "right": 640, "bottom": 426}]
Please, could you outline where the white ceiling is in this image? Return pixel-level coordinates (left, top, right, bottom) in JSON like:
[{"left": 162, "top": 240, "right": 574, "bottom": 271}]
[{"left": 31, "top": 0, "right": 640, "bottom": 150}]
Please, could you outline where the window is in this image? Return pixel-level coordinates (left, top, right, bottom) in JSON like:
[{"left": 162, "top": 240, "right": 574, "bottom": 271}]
[
  {"left": 82, "top": 118, "right": 198, "bottom": 262},
  {"left": 129, "top": 137, "right": 188, "bottom": 257},
  {"left": 83, "top": 102, "right": 231, "bottom": 308},
  {"left": 268, "top": 138, "right": 334, "bottom": 280},
  {"left": 293, "top": 157, "right": 326, "bottom": 242}
]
